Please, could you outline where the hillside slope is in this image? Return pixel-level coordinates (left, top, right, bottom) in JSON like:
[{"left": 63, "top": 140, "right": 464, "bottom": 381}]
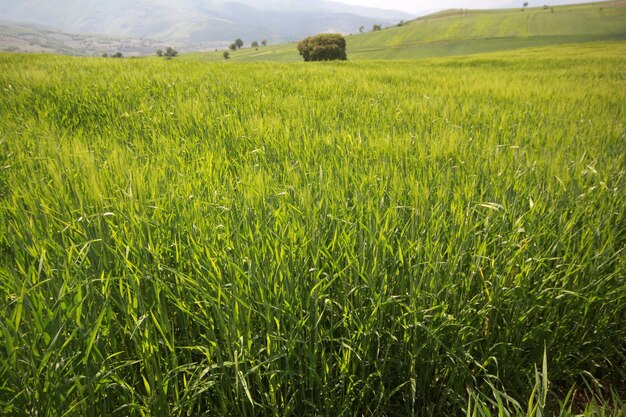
[
  {"left": 188, "top": 1, "right": 626, "bottom": 62},
  {"left": 0, "top": 22, "right": 168, "bottom": 56}
]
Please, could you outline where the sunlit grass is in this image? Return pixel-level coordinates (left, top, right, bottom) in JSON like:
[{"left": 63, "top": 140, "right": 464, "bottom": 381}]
[{"left": 0, "top": 42, "right": 624, "bottom": 416}]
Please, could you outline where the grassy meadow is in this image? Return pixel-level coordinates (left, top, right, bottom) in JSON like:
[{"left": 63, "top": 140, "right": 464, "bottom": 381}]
[
  {"left": 184, "top": 1, "right": 626, "bottom": 62},
  {"left": 0, "top": 41, "right": 625, "bottom": 416}
]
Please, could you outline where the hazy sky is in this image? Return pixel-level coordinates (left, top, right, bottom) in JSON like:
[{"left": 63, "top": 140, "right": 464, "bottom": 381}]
[{"left": 334, "top": 0, "right": 511, "bottom": 14}]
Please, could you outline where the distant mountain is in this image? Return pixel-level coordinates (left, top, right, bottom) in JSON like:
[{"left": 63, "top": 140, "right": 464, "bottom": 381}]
[
  {"left": 0, "top": 0, "right": 413, "bottom": 49},
  {"left": 235, "top": 0, "right": 412, "bottom": 20}
]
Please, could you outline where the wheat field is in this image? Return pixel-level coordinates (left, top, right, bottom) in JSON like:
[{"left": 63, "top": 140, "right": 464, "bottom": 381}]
[{"left": 0, "top": 42, "right": 624, "bottom": 416}]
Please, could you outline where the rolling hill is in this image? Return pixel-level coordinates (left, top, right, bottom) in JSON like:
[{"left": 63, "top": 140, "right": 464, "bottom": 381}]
[{"left": 186, "top": 1, "right": 626, "bottom": 62}]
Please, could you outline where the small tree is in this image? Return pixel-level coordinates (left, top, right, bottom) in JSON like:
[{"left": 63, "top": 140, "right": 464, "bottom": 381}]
[
  {"left": 359, "top": 26, "right": 364, "bottom": 33},
  {"left": 165, "top": 47, "right": 178, "bottom": 57},
  {"left": 251, "top": 41, "right": 259, "bottom": 48},
  {"left": 229, "top": 43, "right": 237, "bottom": 51},
  {"left": 223, "top": 51, "right": 230, "bottom": 60},
  {"left": 372, "top": 24, "right": 382, "bottom": 31},
  {"left": 102, "top": 53, "right": 108, "bottom": 58},
  {"left": 235, "top": 38, "right": 243, "bottom": 49},
  {"left": 261, "top": 39, "right": 267, "bottom": 46},
  {"left": 156, "top": 49, "right": 163, "bottom": 57},
  {"left": 297, "top": 33, "right": 347, "bottom": 62},
  {"left": 113, "top": 52, "right": 123, "bottom": 58}
]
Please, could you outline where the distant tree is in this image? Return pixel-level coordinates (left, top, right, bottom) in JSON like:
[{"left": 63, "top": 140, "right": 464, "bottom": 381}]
[
  {"left": 397, "top": 20, "right": 404, "bottom": 27},
  {"left": 164, "top": 47, "right": 178, "bottom": 57},
  {"left": 102, "top": 53, "right": 108, "bottom": 58},
  {"left": 229, "top": 43, "right": 237, "bottom": 51},
  {"left": 261, "top": 39, "right": 267, "bottom": 46},
  {"left": 223, "top": 51, "right": 230, "bottom": 59},
  {"left": 113, "top": 52, "right": 123, "bottom": 58},
  {"left": 156, "top": 49, "right": 163, "bottom": 57},
  {"left": 297, "top": 33, "right": 347, "bottom": 62},
  {"left": 359, "top": 25, "right": 364, "bottom": 33},
  {"left": 235, "top": 38, "right": 243, "bottom": 49},
  {"left": 372, "top": 24, "right": 382, "bottom": 31},
  {"left": 251, "top": 41, "right": 259, "bottom": 48}
]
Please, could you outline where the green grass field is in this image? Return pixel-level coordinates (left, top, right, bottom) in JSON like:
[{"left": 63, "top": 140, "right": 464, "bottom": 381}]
[
  {"left": 1, "top": 41, "right": 625, "bottom": 416},
  {"left": 184, "top": 1, "right": 626, "bottom": 62}
]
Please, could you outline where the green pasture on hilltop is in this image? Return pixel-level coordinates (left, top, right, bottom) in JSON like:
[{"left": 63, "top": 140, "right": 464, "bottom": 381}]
[
  {"left": 184, "top": 1, "right": 626, "bottom": 62},
  {"left": 0, "top": 42, "right": 625, "bottom": 416}
]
